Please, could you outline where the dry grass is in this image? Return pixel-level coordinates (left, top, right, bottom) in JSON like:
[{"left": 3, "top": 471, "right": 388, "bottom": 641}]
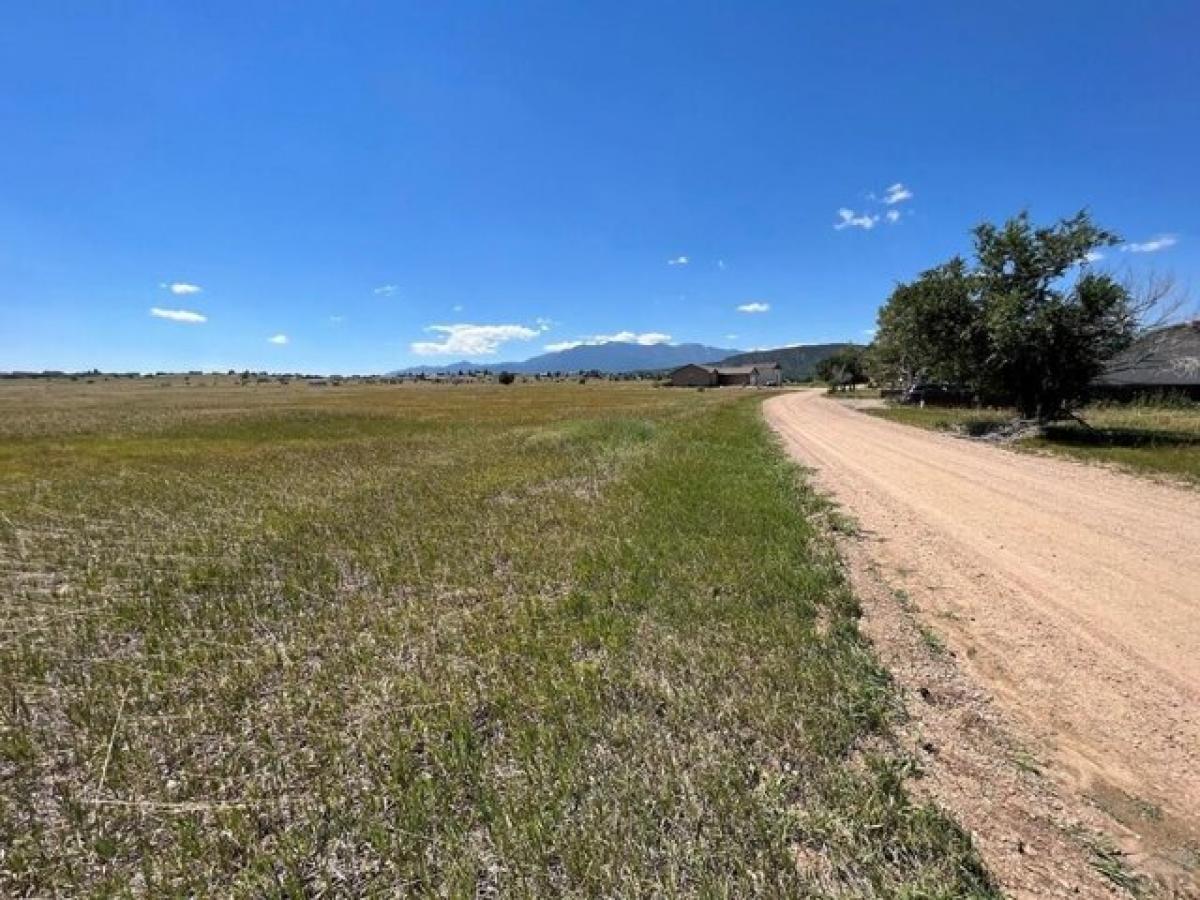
[{"left": 0, "top": 379, "right": 995, "bottom": 896}]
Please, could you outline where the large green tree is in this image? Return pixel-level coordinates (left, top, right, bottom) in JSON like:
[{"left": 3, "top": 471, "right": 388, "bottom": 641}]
[
  {"left": 815, "top": 346, "right": 868, "bottom": 390},
  {"left": 869, "top": 257, "right": 979, "bottom": 388},
  {"left": 872, "top": 211, "right": 1136, "bottom": 419}
]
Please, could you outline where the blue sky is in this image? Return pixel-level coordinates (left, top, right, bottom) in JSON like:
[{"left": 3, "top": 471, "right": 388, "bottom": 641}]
[{"left": 2, "top": 2, "right": 1196, "bottom": 373}]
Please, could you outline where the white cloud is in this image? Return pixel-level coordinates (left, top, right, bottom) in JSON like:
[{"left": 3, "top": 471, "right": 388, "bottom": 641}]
[
  {"left": 544, "top": 331, "right": 673, "bottom": 352},
  {"left": 606, "top": 330, "right": 670, "bottom": 345},
  {"left": 882, "top": 182, "right": 914, "bottom": 205},
  {"left": 737, "top": 302, "right": 770, "bottom": 313},
  {"left": 268, "top": 334, "right": 289, "bottom": 345},
  {"left": 1122, "top": 234, "right": 1177, "bottom": 253},
  {"left": 374, "top": 284, "right": 399, "bottom": 296},
  {"left": 667, "top": 255, "right": 689, "bottom": 266},
  {"left": 1084, "top": 251, "right": 1105, "bottom": 263},
  {"left": 150, "top": 307, "right": 207, "bottom": 324},
  {"left": 411, "top": 323, "right": 541, "bottom": 356},
  {"left": 717, "top": 259, "right": 727, "bottom": 270},
  {"left": 885, "top": 209, "right": 901, "bottom": 224},
  {"left": 452, "top": 304, "right": 464, "bottom": 312},
  {"left": 160, "top": 282, "right": 203, "bottom": 295},
  {"left": 724, "top": 333, "right": 738, "bottom": 340},
  {"left": 834, "top": 208, "right": 880, "bottom": 230}
]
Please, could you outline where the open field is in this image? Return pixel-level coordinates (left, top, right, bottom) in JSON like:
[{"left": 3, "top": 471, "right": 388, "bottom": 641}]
[
  {"left": 867, "top": 401, "right": 1200, "bottom": 483},
  {"left": 767, "top": 391, "right": 1200, "bottom": 893},
  {"left": 0, "top": 380, "right": 994, "bottom": 896}
]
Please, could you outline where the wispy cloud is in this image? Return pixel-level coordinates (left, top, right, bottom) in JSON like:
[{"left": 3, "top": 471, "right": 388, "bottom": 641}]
[
  {"left": 329, "top": 315, "right": 345, "bottom": 324},
  {"left": 544, "top": 331, "right": 672, "bottom": 352},
  {"left": 1122, "top": 234, "right": 1177, "bottom": 253},
  {"left": 842, "top": 182, "right": 912, "bottom": 230},
  {"left": 834, "top": 208, "right": 880, "bottom": 231},
  {"left": 374, "top": 284, "right": 399, "bottom": 296},
  {"left": 268, "top": 334, "right": 289, "bottom": 345},
  {"left": 150, "top": 307, "right": 206, "bottom": 324},
  {"left": 737, "top": 302, "right": 770, "bottom": 314},
  {"left": 1084, "top": 251, "right": 1105, "bottom": 263},
  {"left": 724, "top": 333, "right": 739, "bottom": 341},
  {"left": 717, "top": 259, "right": 727, "bottom": 270},
  {"left": 160, "top": 282, "right": 202, "bottom": 295},
  {"left": 411, "top": 323, "right": 541, "bottom": 356},
  {"left": 667, "top": 255, "right": 689, "bottom": 266},
  {"left": 882, "top": 182, "right": 913, "bottom": 205}
]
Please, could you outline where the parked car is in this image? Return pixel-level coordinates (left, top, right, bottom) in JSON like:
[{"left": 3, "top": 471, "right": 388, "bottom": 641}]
[{"left": 901, "top": 382, "right": 972, "bottom": 406}]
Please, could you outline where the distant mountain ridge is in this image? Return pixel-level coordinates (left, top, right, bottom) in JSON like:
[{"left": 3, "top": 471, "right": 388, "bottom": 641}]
[
  {"left": 392, "top": 340, "right": 858, "bottom": 379},
  {"left": 717, "top": 344, "right": 856, "bottom": 381},
  {"left": 394, "top": 342, "right": 737, "bottom": 375}
]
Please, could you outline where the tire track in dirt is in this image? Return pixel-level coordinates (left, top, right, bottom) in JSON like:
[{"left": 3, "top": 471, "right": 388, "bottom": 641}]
[{"left": 765, "top": 390, "right": 1200, "bottom": 896}]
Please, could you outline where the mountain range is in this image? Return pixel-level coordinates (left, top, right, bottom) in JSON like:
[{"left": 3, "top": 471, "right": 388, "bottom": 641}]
[
  {"left": 394, "top": 341, "right": 855, "bottom": 380},
  {"left": 395, "top": 342, "right": 733, "bottom": 375}
]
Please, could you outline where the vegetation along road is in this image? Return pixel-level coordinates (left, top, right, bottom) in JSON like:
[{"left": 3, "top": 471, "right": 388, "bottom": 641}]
[{"left": 766, "top": 389, "right": 1200, "bottom": 890}]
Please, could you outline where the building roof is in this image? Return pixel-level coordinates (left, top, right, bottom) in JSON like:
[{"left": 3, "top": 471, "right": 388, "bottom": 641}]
[
  {"left": 1094, "top": 322, "right": 1200, "bottom": 387},
  {"left": 670, "top": 361, "right": 783, "bottom": 375}
]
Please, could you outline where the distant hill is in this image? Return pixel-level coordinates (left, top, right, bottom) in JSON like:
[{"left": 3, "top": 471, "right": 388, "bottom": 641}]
[
  {"left": 393, "top": 341, "right": 859, "bottom": 378},
  {"left": 716, "top": 344, "right": 857, "bottom": 381},
  {"left": 394, "top": 342, "right": 737, "bottom": 375}
]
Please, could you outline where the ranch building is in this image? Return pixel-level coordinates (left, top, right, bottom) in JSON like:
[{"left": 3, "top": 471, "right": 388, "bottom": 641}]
[{"left": 669, "top": 362, "right": 783, "bottom": 388}]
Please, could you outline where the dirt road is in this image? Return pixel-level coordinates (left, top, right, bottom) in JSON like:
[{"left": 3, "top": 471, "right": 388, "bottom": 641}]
[{"left": 765, "top": 391, "right": 1200, "bottom": 892}]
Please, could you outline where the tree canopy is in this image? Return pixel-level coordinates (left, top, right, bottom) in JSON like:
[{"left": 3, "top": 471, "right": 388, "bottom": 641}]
[
  {"left": 871, "top": 211, "right": 1136, "bottom": 419},
  {"left": 815, "top": 347, "right": 868, "bottom": 390}
]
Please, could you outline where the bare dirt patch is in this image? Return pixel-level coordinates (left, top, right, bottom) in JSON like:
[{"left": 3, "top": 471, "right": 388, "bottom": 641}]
[
  {"left": 766, "top": 390, "right": 1200, "bottom": 897},
  {"left": 841, "top": 540, "right": 1131, "bottom": 898}
]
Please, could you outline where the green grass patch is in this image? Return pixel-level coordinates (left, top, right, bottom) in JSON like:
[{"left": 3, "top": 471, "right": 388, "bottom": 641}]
[
  {"left": 865, "top": 405, "right": 1013, "bottom": 436},
  {"left": 0, "top": 380, "right": 996, "bottom": 895},
  {"left": 867, "top": 402, "right": 1200, "bottom": 483}
]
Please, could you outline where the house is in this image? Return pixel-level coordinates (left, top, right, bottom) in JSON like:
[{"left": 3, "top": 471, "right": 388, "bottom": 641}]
[
  {"left": 752, "top": 362, "right": 784, "bottom": 386},
  {"left": 668, "top": 362, "right": 783, "bottom": 388},
  {"left": 1092, "top": 322, "right": 1200, "bottom": 400}
]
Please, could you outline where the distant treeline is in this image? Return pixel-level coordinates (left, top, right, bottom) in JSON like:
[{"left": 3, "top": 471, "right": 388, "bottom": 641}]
[{"left": 0, "top": 369, "right": 675, "bottom": 383}]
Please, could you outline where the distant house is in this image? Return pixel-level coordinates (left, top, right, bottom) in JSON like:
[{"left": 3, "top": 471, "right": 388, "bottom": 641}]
[
  {"left": 1092, "top": 322, "right": 1200, "bottom": 400},
  {"left": 668, "top": 362, "right": 783, "bottom": 388},
  {"left": 752, "top": 363, "right": 784, "bottom": 386},
  {"left": 670, "top": 364, "right": 719, "bottom": 387}
]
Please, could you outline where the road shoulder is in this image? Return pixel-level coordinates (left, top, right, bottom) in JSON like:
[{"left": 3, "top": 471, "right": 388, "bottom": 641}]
[{"left": 836, "top": 527, "right": 1130, "bottom": 898}]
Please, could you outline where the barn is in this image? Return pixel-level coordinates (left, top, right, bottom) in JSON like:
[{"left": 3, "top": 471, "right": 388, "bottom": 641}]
[
  {"left": 669, "top": 364, "right": 719, "bottom": 387},
  {"left": 714, "top": 365, "right": 757, "bottom": 386},
  {"left": 1092, "top": 322, "right": 1200, "bottom": 400},
  {"left": 668, "top": 362, "right": 783, "bottom": 387}
]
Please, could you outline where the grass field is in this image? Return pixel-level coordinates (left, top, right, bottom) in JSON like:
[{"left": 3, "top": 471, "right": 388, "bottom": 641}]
[
  {"left": 0, "top": 379, "right": 995, "bottom": 896},
  {"left": 868, "top": 401, "right": 1200, "bottom": 483}
]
